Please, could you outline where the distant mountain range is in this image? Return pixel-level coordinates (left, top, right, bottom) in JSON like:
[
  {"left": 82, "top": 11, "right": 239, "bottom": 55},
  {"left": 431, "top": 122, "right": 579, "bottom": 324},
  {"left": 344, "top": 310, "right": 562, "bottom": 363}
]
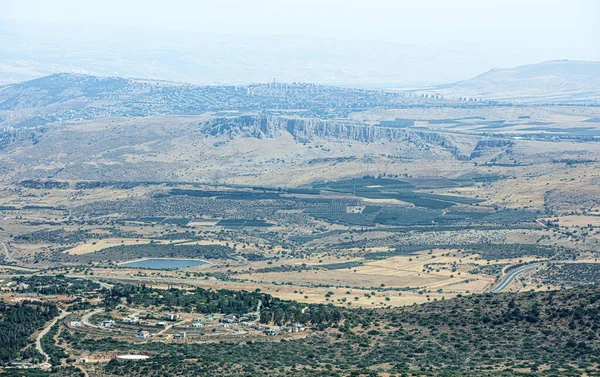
[
  {"left": 420, "top": 60, "right": 600, "bottom": 103},
  {"left": 0, "top": 60, "right": 598, "bottom": 130},
  {"left": 0, "top": 73, "right": 421, "bottom": 128}
]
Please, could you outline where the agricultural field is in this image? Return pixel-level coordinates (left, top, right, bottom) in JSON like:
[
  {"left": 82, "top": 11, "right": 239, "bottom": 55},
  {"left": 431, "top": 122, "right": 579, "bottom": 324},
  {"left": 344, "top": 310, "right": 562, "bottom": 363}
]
[
  {"left": 1, "top": 70, "right": 600, "bottom": 376},
  {"left": 0, "top": 165, "right": 595, "bottom": 304}
]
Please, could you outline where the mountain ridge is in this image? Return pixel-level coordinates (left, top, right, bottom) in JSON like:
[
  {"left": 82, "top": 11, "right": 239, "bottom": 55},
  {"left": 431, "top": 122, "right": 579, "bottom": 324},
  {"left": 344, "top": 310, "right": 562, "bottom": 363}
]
[{"left": 422, "top": 60, "right": 600, "bottom": 103}]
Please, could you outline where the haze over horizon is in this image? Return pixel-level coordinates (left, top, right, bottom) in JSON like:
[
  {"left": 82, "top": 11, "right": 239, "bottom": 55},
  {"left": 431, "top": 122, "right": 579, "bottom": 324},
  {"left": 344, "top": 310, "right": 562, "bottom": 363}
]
[
  {"left": 1, "top": 0, "right": 599, "bottom": 86},
  {"left": 3, "top": 2, "right": 600, "bottom": 377}
]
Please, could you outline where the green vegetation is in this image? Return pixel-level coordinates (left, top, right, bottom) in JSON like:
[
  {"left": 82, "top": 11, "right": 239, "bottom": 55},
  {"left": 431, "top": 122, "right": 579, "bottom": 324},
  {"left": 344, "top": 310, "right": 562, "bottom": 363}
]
[
  {"left": 0, "top": 301, "right": 58, "bottom": 365},
  {"left": 312, "top": 177, "right": 485, "bottom": 209},
  {"left": 217, "top": 219, "right": 273, "bottom": 227},
  {"left": 64, "top": 243, "right": 237, "bottom": 263},
  {"left": 60, "top": 286, "right": 600, "bottom": 376},
  {"left": 105, "top": 284, "right": 341, "bottom": 326},
  {"left": 40, "top": 323, "right": 68, "bottom": 367},
  {"left": 19, "top": 180, "right": 70, "bottom": 190},
  {"left": 106, "top": 284, "right": 265, "bottom": 315},
  {"left": 539, "top": 263, "right": 600, "bottom": 286},
  {"left": 260, "top": 302, "right": 342, "bottom": 326},
  {"left": 320, "top": 261, "right": 364, "bottom": 270},
  {"left": 167, "top": 189, "right": 282, "bottom": 200},
  {"left": 468, "top": 263, "right": 508, "bottom": 276},
  {"left": 0, "top": 366, "right": 84, "bottom": 377},
  {"left": 363, "top": 244, "right": 561, "bottom": 261},
  {"left": 14, "top": 228, "right": 137, "bottom": 245},
  {"left": 306, "top": 202, "right": 538, "bottom": 228},
  {"left": 11, "top": 275, "right": 103, "bottom": 295},
  {"left": 462, "top": 244, "right": 558, "bottom": 260}
]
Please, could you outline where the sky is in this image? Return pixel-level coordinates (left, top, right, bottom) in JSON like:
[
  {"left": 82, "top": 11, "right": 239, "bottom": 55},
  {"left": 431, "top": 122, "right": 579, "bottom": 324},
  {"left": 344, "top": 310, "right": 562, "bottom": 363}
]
[
  {"left": 0, "top": 0, "right": 599, "bottom": 85},
  {"left": 2, "top": 0, "right": 598, "bottom": 50}
]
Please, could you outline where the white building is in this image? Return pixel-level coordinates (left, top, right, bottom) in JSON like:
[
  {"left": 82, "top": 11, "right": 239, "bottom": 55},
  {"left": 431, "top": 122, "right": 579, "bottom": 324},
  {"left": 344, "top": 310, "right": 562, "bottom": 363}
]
[
  {"left": 163, "top": 313, "right": 181, "bottom": 321},
  {"left": 123, "top": 316, "right": 140, "bottom": 324},
  {"left": 136, "top": 331, "right": 150, "bottom": 339},
  {"left": 284, "top": 323, "right": 306, "bottom": 333}
]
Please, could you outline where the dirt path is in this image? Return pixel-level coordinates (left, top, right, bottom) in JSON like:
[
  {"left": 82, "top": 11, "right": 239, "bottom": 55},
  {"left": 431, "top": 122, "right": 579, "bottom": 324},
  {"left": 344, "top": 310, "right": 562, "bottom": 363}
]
[
  {"left": 81, "top": 308, "right": 104, "bottom": 328},
  {"left": 254, "top": 300, "right": 262, "bottom": 317},
  {"left": 156, "top": 322, "right": 176, "bottom": 336},
  {"left": 0, "top": 238, "right": 12, "bottom": 263},
  {"left": 76, "top": 364, "right": 89, "bottom": 377},
  {"left": 35, "top": 310, "right": 68, "bottom": 369}
]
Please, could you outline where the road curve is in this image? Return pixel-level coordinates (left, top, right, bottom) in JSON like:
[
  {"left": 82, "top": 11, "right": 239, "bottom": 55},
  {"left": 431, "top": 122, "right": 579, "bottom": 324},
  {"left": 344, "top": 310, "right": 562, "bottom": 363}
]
[
  {"left": 81, "top": 308, "right": 103, "bottom": 328},
  {"left": 490, "top": 263, "right": 541, "bottom": 293}
]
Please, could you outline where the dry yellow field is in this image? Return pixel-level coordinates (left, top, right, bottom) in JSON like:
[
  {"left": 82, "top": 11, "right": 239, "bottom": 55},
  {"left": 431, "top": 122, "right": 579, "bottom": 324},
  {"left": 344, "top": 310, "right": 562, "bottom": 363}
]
[
  {"left": 233, "top": 250, "right": 482, "bottom": 294},
  {"left": 225, "top": 247, "right": 556, "bottom": 297},
  {"left": 64, "top": 239, "right": 175, "bottom": 255},
  {"left": 552, "top": 215, "right": 600, "bottom": 227},
  {"left": 81, "top": 268, "right": 448, "bottom": 308},
  {"left": 237, "top": 269, "right": 447, "bottom": 289}
]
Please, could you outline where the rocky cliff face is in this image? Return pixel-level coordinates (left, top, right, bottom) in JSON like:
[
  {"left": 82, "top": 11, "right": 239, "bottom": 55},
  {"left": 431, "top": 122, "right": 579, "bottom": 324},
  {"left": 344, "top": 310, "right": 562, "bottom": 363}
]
[
  {"left": 469, "top": 139, "right": 513, "bottom": 159},
  {"left": 201, "top": 116, "right": 470, "bottom": 160}
]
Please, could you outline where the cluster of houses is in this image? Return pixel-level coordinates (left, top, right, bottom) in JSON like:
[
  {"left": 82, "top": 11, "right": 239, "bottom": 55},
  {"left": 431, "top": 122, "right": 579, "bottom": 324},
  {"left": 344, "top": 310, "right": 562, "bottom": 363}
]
[
  {"left": 183, "top": 313, "right": 307, "bottom": 337},
  {"left": 283, "top": 323, "right": 307, "bottom": 333},
  {"left": 216, "top": 314, "right": 307, "bottom": 336},
  {"left": 237, "top": 320, "right": 306, "bottom": 336},
  {"left": 94, "top": 311, "right": 183, "bottom": 336},
  {"left": 97, "top": 311, "right": 306, "bottom": 340},
  {"left": 260, "top": 323, "right": 306, "bottom": 336}
]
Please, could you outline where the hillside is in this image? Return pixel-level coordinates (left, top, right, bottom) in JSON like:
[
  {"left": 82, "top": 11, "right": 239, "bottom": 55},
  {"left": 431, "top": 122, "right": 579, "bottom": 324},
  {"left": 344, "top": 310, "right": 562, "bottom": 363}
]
[
  {"left": 1, "top": 72, "right": 600, "bottom": 186},
  {"left": 0, "top": 73, "right": 422, "bottom": 128},
  {"left": 422, "top": 60, "right": 600, "bottom": 103},
  {"left": 0, "top": 114, "right": 479, "bottom": 184},
  {"left": 5, "top": 275, "right": 600, "bottom": 376},
  {"left": 63, "top": 284, "right": 600, "bottom": 376}
]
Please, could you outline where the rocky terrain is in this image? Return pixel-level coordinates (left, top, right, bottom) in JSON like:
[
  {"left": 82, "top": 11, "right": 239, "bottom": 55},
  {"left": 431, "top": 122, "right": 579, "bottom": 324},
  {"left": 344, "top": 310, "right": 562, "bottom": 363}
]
[{"left": 0, "top": 114, "right": 477, "bottom": 182}]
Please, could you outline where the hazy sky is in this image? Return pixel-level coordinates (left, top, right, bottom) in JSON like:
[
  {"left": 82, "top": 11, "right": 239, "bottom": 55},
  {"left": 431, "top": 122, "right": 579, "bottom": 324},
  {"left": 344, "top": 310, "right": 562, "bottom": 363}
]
[
  {"left": 2, "top": 0, "right": 598, "bottom": 51},
  {"left": 0, "top": 0, "right": 599, "bottom": 85}
]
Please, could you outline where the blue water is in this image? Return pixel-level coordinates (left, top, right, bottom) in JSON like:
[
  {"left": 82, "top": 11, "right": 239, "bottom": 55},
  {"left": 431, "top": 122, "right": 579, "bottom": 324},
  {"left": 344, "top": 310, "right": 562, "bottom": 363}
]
[{"left": 120, "top": 259, "right": 208, "bottom": 270}]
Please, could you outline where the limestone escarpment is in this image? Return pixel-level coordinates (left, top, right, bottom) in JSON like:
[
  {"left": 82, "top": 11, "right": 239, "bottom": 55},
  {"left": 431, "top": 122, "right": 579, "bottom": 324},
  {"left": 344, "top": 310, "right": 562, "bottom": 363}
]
[{"left": 201, "top": 115, "right": 470, "bottom": 160}]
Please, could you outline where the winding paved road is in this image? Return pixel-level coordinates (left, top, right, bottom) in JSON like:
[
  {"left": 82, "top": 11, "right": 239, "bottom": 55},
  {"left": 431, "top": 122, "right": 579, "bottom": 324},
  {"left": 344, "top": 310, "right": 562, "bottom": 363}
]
[{"left": 490, "top": 263, "right": 541, "bottom": 293}]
